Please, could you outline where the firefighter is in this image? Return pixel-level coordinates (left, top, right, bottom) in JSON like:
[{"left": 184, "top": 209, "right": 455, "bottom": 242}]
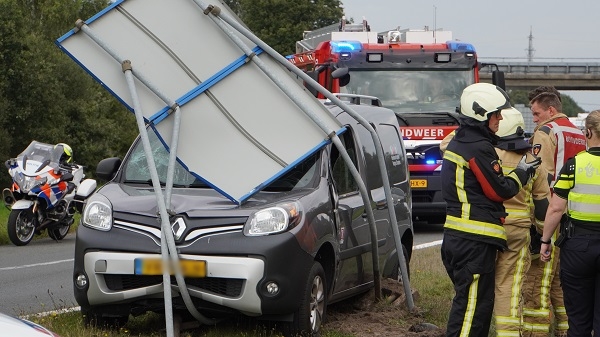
[
  {"left": 539, "top": 109, "right": 600, "bottom": 336},
  {"left": 441, "top": 83, "right": 540, "bottom": 337},
  {"left": 522, "top": 87, "right": 586, "bottom": 337},
  {"left": 493, "top": 108, "right": 550, "bottom": 336}
]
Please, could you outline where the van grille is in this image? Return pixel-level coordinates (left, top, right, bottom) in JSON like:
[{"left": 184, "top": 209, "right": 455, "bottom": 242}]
[{"left": 103, "top": 274, "right": 243, "bottom": 297}]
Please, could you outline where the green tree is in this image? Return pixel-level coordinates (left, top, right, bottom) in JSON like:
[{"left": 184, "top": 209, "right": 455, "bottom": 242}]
[
  {"left": 0, "top": 0, "right": 137, "bottom": 186},
  {"left": 508, "top": 89, "right": 585, "bottom": 117},
  {"left": 235, "top": 0, "right": 343, "bottom": 55}
]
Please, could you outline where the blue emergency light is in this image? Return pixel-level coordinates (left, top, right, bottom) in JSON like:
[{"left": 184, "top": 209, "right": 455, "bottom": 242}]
[
  {"left": 330, "top": 40, "right": 363, "bottom": 53},
  {"left": 446, "top": 41, "right": 476, "bottom": 52}
]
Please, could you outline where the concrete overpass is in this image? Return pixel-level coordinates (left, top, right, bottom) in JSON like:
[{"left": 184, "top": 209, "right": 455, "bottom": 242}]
[{"left": 478, "top": 61, "right": 600, "bottom": 90}]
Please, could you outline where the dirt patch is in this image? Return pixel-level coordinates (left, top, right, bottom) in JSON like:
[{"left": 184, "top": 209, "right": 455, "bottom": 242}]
[{"left": 323, "top": 278, "right": 445, "bottom": 337}]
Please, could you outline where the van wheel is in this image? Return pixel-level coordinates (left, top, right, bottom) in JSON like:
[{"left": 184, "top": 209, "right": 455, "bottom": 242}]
[
  {"left": 285, "top": 261, "right": 327, "bottom": 336},
  {"left": 391, "top": 244, "right": 411, "bottom": 281}
]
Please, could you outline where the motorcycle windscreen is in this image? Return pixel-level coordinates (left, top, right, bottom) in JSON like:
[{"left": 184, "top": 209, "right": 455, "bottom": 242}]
[{"left": 55, "top": 0, "right": 343, "bottom": 204}]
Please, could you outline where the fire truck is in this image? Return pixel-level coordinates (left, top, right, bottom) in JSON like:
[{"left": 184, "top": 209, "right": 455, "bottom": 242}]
[{"left": 289, "top": 17, "right": 504, "bottom": 224}]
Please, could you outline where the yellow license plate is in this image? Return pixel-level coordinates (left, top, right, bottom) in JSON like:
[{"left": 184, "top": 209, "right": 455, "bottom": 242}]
[
  {"left": 134, "top": 258, "right": 206, "bottom": 278},
  {"left": 410, "top": 179, "right": 427, "bottom": 188}
]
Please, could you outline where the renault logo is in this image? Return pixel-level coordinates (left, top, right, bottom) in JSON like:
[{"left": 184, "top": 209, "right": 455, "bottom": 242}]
[{"left": 171, "top": 218, "right": 186, "bottom": 240}]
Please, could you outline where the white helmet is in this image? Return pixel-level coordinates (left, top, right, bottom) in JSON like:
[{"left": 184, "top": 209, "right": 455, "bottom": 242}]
[
  {"left": 496, "top": 108, "right": 526, "bottom": 139},
  {"left": 459, "top": 83, "right": 512, "bottom": 122}
]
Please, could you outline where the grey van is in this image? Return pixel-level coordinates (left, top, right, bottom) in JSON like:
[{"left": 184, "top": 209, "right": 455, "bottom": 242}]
[{"left": 73, "top": 100, "right": 414, "bottom": 336}]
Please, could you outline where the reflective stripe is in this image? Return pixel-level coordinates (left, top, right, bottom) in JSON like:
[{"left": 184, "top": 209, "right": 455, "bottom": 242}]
[
  {"left": 556, "top": 320, "right": 569, "bottom": 331},
  {"left": 571, "top": 182, "right": 598, "bottom": 194},
  {"left": 522, "top": 308, "right": 550, "bottom": 317},
  {"left": 504, "top": 208, "right": 530, "bottom": 219},
  {"left": 522, "top": 322, "right": 551, "bottom": 332},
  {"left": 510, "top": 244, "right": 528, "bottom": 317},
  {"left": 554, "top": 306, "right": 567, "bottom": 315},
  {"left": 445, "top": 215, "right": 507, "bottom": 241},
  {"left": 460, "top": 273, "right": 479, "bottom": 337},
  {"left": 506, "top": 171, "right": 523, "bottom": 189},
  {"left": 495, "top": 315, "right": 520, "bottom": 325},
  {"left": 444, "top": 150, "right": 469, "bottom": 168},
  {"left": 496, "top": 330, "right": 520, "bottom": 337},
  {"left": 554, "top": 172, "right": 575, "bottom": 190},
  {"left": 444, "top": 150, "right": 471, "bottom": 217}
]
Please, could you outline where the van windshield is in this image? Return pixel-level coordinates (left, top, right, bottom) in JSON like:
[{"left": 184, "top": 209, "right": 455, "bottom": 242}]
[
  {"left": 123, "top": 130, "right": 205, "bottom": 187},
  {"left": 123, "top": 129, "right": 320, "bottom": 191}
]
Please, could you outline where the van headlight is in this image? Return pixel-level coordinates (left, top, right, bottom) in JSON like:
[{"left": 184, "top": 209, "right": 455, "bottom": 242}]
[
  {"left": 82, "top": 193, "right": 113, "bottom": 231},
  {"left": 244, "top": 202, "right": 302, "bottom": 236}
]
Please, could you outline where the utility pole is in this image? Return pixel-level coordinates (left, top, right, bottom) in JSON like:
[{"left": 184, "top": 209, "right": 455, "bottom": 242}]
[{"left": 527, "top": 26, "right": 535, "bottom": 62}]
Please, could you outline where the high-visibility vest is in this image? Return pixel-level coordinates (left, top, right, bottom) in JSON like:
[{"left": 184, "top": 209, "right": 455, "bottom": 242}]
[{"left": 568, "top": 152, "right": 600, "bottom": 222}]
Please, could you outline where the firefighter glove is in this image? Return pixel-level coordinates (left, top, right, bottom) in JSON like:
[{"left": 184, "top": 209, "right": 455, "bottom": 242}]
[{"left": 516, "top": 155, "right": 541, "bottom": 179}]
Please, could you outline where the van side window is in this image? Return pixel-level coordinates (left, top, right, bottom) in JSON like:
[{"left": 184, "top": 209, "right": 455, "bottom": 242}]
[
  {"left": 354, "top": 123, "right": 407, "bottom": 188},
  {"left": 377, "top": 124, "right": 408, "bottom": 185},
  {"left": 331, "top": 130, "right": 358, "bottom": 195}
]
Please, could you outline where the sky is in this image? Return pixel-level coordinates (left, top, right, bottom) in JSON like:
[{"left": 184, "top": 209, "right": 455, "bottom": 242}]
[{"left": 340, "top": 0, "right": 600, "bottom": 112}]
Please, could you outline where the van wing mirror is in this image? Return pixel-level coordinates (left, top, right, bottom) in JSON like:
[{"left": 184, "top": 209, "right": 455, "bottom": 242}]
[{"left": 96, "top": 157, "right": 122, "bottom": 181}]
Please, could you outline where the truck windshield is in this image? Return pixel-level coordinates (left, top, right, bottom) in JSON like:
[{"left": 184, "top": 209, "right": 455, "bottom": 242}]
[{"left": 340, "top": 70, "right": 473, "bottom": 113}]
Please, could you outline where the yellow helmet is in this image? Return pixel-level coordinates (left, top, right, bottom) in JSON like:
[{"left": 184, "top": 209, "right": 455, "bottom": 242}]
[
  {"left": 459, "top": 83, "right": 512, "bottom": 122},
  {"left": 496, "top": 108, "right": 526, "bottom": 139},
  {"left": 55, "top": 143, "right": 73, "bottom": 163}
]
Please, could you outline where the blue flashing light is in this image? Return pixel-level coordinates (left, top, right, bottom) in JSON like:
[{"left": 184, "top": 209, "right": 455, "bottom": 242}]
[
  {"left": 330, "top": 40, "right": 363, "bottom": 53},
  {"left": 425, "top": 159, "right": 436, "bottom": 165},
  {"left": 446, "top": 41, "right": 476, "bottom": 52}
]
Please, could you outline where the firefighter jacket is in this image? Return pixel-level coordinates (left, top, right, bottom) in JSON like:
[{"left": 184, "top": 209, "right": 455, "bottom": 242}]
[
  {"left": 441, "top": 121, "right": 529, "bottom": 249},
  {"left": 495, "top": 145, "right": 550, "bottom": 229},
  {"left": 554, "top": 147, "right": 600, "bottom": 224},
  {"left": 530, "top": 113, "right": 586, "bottom": 187}
]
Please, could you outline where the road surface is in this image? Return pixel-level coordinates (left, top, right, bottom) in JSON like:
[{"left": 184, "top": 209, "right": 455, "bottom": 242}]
[{"left": 0, "top": 234, "right": 76, "bottom": 316}]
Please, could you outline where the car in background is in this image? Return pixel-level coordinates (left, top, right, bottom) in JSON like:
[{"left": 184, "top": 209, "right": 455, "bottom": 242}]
[
  {"left": 73, "top": 99, "right": 414, "bottom": 336},
  {"left": 0, "top": 312, "right": 60, "bottom": 337}
]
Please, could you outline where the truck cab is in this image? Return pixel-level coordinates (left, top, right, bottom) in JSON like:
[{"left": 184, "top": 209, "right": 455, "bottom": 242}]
[{"left": 289, "top": 18, "right": 505, "bottom": 225}]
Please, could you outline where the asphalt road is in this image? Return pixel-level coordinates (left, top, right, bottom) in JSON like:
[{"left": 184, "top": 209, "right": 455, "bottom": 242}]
[
  {"left": 0, "top": 233, "right": 77, "bottom": 316},
  {"left": 0, "top": 222, "right": 444, "bottom": 316}
]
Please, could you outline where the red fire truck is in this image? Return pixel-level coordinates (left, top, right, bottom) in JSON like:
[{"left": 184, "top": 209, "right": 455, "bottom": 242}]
[{"left": 289, "top": 18, "right": 504, "bottom": 224}]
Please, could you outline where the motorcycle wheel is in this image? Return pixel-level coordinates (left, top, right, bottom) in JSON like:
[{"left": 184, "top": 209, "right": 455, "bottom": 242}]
[
  {"left": 48, "top": 221, "right": 71, "bottom": 241},
  {"left": 7, "top": 209, "right": 36, "bottom": 246},
  {"left": 48, "top": 219, "right": 73, "bottom": 241}
]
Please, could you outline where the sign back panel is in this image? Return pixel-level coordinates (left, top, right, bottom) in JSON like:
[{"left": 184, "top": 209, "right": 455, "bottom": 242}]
[{"left": 56, "top": 0, "right": 343, "bottom": 203}]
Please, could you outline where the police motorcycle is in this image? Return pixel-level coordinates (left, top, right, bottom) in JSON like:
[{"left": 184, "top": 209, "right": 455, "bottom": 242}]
[{"left": 3, "top": 141, "right": 97, "bottom": 246}]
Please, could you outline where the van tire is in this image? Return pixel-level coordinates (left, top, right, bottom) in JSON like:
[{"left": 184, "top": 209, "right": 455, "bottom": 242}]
[
  {"left": 285, "top": 261, "right": 327, "bottom": 336},
  {"left": 391, "top": 244, "right": 411, "bottom": 281}
]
